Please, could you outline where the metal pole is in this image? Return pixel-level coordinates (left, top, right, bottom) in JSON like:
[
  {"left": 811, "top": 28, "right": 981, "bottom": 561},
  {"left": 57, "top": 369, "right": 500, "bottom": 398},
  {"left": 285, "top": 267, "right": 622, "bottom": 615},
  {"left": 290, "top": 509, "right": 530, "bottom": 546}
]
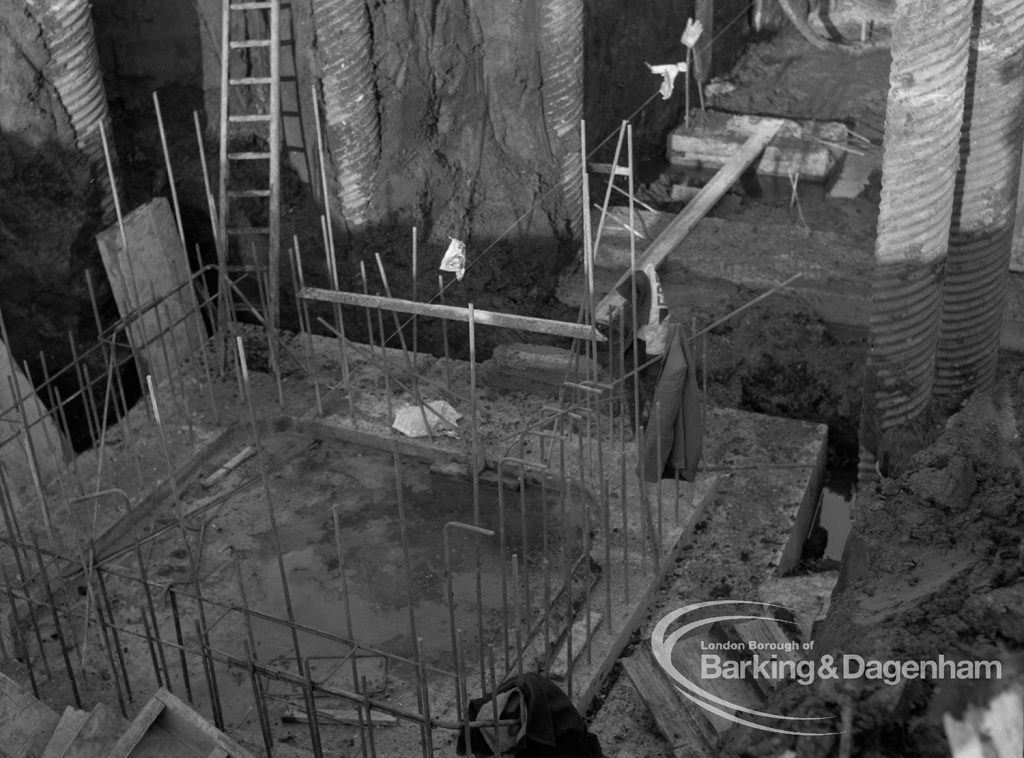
[
  {"left": 331, "top": 506, "right": 368, "bottom": 758},
  {"left": 168, "top": 586, "right": 193, "bottom": 701},
  {"left": 437, "top": 276, "right": 452, "bottom": 393},
  {"left": 442, "top": 520, "right": 495, "bottom": 728},
  {"left": 235, "top": 338, "right": 304, "bottom": 673},
  {"left": 303, "top": 658, "right": 325, "bottom": 758},
  {"left": 94, "top": 559, "right": 132, "bottom": 702},
  {"left": 29, "top": 532, "right": 81, "bottom": 706}
]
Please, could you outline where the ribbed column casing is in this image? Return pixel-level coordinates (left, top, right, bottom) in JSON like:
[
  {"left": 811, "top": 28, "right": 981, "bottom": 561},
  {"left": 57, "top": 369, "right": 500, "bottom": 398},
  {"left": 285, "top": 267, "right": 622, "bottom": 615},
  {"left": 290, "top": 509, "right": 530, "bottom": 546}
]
[
  {"left": 539, "top": 0, "right": 584, "bottom": 239},
  {"left": 314, "top": 0, "right": 379, "bottom": 228},
  {"left": 935, "top": 0, "right": 1024, "bottom": 405},
  {"left": 28, "top": 0, "right": 117, "bottom": 221},
  {"left": 858, "top": 0, "right": 973, "bottom": 483}
]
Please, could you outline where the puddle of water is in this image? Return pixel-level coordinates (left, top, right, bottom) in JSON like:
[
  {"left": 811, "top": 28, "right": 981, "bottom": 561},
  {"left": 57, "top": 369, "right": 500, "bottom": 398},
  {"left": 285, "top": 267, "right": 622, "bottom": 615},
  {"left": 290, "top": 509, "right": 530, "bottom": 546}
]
[
  {"left": 817, "top": 470, "right": 855, "bottom": 561},
  {"left": 249, "top": 451, "right": 585, "bottom": 672},
  {"left": 183, "top": 437, "right": 590, "bottom": 729}
]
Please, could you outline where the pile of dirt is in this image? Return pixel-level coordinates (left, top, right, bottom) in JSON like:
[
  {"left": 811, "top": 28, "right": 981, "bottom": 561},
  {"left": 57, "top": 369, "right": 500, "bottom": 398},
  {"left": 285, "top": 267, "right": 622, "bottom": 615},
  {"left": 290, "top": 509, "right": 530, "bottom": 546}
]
[
  {"left": 719, "top": 382, "right": 1024, "bottom": 757},
  {"left": 696, "top": 292, "right": 866, "bottom": 468}
]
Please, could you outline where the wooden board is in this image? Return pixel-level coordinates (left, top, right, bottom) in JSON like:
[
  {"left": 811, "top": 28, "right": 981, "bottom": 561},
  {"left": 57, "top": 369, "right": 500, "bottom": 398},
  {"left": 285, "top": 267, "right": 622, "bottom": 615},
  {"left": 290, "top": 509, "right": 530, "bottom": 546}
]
[
  {"left": 95, "top": 197, "right": 205, "bottom": 386},
  {"left": 1013, "top": 155, "right": 1024, "bottom": 273},
  {"left": 62, "top": 702, "right": 129, "bottom": 758},
  {"left": 0, "top": 338, "right": 68, "bottom": 485},
  {"left": 0, "top": 672, "right": 60, "bottom": 758},
  {"left": 40, "top": 707, "right": 90, "bottom": 758},
  {"left": 280, "top": 704, "right": 398, "bottom": 727},
  {"left": 671, "top": 636, "right": 763, "bottom": 735},
  {"left": 108, "top": 689, "right": 256, "bottom": 758},
  {"left": 594, "top": 119, "right": 784, "bottom": 325},
  {"left": 621, "top": 645, "right": 715, "bottom": 758},
  {"left": 299, "top": 286, "right": 606, "bottom": 342}
]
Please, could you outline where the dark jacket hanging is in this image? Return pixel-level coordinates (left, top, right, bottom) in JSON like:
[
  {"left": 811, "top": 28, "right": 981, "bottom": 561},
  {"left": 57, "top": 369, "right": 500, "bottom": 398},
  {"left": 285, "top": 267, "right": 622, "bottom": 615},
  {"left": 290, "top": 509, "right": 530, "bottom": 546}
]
[{"left": 638, "top": 322, "right": 703, "bottom": 482}]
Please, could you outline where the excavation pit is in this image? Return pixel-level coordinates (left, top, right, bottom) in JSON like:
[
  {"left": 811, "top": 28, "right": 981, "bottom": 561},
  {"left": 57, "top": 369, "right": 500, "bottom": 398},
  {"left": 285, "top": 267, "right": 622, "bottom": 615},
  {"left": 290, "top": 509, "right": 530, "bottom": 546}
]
[{"left": 79, "top": 419, "right": 593, "bottom": 733}]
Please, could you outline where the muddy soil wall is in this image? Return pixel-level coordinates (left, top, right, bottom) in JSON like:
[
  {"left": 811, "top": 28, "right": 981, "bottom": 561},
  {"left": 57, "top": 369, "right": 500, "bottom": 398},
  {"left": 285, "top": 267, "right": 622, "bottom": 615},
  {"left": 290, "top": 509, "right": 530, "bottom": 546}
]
[{"left": 86, "top": 0, "right": 752, "bottom": 242}]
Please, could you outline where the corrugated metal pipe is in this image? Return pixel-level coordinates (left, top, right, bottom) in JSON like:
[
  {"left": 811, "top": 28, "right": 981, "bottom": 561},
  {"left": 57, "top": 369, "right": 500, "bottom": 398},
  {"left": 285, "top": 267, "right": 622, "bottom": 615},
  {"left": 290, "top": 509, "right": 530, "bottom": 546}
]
[
  {"left": 314, "top": 0, "right": 379, "bottom": 229},
  {"left": 26, "top": 0, "right": 116, "bottom": 221},
  {"left": 934, "top": 0, "right": 1024, "bottom": 407},
  {"left": 539, "top": 0, "right": 584, "bottom": 239},
  {"left": 857, "top": 0, "right": 973, "bottom": 483}
]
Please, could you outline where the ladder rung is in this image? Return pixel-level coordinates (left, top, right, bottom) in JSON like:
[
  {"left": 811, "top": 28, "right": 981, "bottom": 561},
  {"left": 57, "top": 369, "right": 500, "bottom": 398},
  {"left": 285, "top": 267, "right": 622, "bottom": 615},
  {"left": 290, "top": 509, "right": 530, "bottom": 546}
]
[
  {"left": 229, "top": 114, "right": 272, "bottom": 123},
  {"left": 229, "top": 76, "right": 273, "bottom": 85},
  {"left": 226, "top": 226, "right": 270, "bottom": 235},
  {"left": 228, "top": 189, "right": 271, "bottom": 198},
  {"left": 229, "top": 40, "right": 272, "bottom": 49},
  {"left": 230, "top": 2, "right": 274, "bottom": 10},
  {"left": 228, "top": 151, "right": 271, "bottom": 160},
  {"left": 589, "top": 162, "right": 630, "bottom": 177}
]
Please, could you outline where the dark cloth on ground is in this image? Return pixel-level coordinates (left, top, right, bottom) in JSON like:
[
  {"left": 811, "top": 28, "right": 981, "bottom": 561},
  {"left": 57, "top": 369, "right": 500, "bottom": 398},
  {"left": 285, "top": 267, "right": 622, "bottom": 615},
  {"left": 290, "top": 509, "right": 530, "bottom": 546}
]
[{"left": 456, "top": 672, "right": 605, "bottom": 757}]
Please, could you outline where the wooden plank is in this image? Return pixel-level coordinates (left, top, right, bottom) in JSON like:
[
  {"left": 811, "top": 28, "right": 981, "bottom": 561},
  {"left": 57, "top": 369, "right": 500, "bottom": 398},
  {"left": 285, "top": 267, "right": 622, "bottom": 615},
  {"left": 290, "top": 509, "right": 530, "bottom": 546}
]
[
  {"left": 550, "top": 613, "right": 604, "bottom": 679},
  {"left": 671, "top": 636, "right": 763, "bottom": 735},
  {"left": 622, "top": 646, "right": 714, "bottom": 758},
  {"left": 107, "top": 697, "right": 165, "bottom": 758},
  {"left": 299, "top": 286, "right": 606, "bottom": 342},
  {"left": 588, "top": 162, "right": 631, "bottom": 176},
  {"left": 151, "top": 689, "right": 256, "bottom": 758},
  {"left": 62, "top": 702, "right": 128, "bottom": 758},
  {"left": 94, "top": 197, "right": 205, "bottom": 385},
  {"left": 570, "top": 476, "right": 722, "bottom": 715},
  {"left": 0, "top": 672, "right": 61, "bottom": 758},
  {"left": 0, "top": 337, "right": 69, "bottom": 484},
  {"left": 201, "top": 445, "right": 255, "bottom": 489},
  {"left": 280, "top": 704, "right": 398, "bottom": 727},
  {"left": 693, "top": 0, "right": 714, "bottom": 83},
  {"left": 40, "top": 707, "right": 89, "bottom": 758},
  {"left": 594, "top": 119, "right": 785, "bottom": 324}
]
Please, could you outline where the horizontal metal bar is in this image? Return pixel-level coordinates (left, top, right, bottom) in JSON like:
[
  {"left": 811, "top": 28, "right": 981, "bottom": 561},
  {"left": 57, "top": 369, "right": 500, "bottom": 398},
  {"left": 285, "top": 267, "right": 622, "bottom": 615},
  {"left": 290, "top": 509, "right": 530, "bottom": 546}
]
[
  {"left": 300, "top": 286, "right": 605, "bottom": 341},
  {"left": 227, "top": 189, "right": 271, "bottom": 198},
  {"left": 228, "top": 76, "right": 274, "bottom": 85}
]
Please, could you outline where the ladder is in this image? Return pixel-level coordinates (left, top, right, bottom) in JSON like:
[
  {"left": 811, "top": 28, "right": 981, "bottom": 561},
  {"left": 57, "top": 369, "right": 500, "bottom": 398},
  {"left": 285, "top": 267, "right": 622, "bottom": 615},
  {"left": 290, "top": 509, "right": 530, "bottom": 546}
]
[{"left": 217, "top": 0, "right": 281, "bottom": 330}]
